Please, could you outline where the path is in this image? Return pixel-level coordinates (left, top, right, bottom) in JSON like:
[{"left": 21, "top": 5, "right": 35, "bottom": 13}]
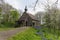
[{"left": 0, "top": 27, "right": 29, "bottom": 40}]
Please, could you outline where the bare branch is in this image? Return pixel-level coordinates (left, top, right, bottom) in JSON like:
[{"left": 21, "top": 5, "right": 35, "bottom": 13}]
[{"left": 33, "top": 0, "right": 38, "bottom": 11}]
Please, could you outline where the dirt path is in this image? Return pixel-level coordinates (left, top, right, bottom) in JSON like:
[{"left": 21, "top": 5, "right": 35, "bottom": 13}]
[{"left": 0, "top": 27, "right": 29, "bottom": 40}]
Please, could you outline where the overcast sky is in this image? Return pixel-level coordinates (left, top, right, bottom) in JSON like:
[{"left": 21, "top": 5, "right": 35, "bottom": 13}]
[{"left": 5, "top": 0, "right": 60, "bottom": 15}]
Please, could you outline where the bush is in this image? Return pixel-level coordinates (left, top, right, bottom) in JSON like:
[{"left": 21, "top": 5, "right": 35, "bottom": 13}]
[{"left": 0, "top": 22, "right": 15, "bottom": 28}]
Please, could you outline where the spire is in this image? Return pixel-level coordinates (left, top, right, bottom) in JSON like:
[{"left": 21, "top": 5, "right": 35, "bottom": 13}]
[{"left": 24, "top": 6, "right": 27, "bottom": 12}]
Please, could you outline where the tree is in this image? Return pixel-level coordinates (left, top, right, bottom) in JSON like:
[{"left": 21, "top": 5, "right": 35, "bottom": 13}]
[
  {"left": 0, "top": 7, "right": 2, "bottom": 24},
  {"left": 35, "top": 12, "right": 45, "bottom": 24},
  {"left": 34, "top": 0, "right": 60, "bottom": 29},
  {"left": 10, "top": 10, "right": 20, "bottom": 24}
]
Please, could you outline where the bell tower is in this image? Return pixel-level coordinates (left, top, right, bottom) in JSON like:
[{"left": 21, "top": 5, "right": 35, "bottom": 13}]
[{"left": 24, "top": 6, "right": 27, "bottom": 13}]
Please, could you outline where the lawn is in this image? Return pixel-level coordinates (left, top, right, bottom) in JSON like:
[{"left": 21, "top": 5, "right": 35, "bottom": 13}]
[{"left": 8, "top": 27, "right": 60, "bottom": 40}]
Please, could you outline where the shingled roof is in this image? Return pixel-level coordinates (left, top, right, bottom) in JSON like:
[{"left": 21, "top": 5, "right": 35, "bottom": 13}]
[
  {"left": 18, "top": 12, "right": 39, "bottom": 22},
  {"left": 18, "top": 6, "right": 39, "bottom": 21},
  {"left": 26, "top": 13, "right": 38, "bottom": 21}
]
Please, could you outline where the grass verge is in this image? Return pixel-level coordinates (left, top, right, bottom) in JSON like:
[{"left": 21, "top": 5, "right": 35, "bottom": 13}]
[
  {"left": 8, "top": 27, "right": 60, "bottom": 40},
  {"left": 8, "top": 27, "right": 41, "bottom": 40},
  {"left": 0, "top": 28, "right": 15, "bottom": 31}
]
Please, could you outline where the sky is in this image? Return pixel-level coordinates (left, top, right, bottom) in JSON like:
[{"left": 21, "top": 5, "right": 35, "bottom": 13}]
[{"left": 5, "top": 0, "right": 60, "bottom": 15}]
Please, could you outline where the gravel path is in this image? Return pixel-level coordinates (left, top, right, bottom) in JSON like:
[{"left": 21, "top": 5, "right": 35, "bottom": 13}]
[{"left": 0, "top": 27, "right": 29, "bottom": 40}]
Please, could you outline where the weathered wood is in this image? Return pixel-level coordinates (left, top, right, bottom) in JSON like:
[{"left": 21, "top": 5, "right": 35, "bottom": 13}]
[{"left": 16, "top": 7, "right": 40, "bottom": 27}]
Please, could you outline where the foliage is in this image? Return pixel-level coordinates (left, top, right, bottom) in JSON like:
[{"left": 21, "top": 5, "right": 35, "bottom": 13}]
[
  {"left": 10, "top": 10, "right": 20, "bottom": 24},
  {"left": 41, "top": 0, "right": 60, "bottom": 32},
  {"left": 35, "top": 12, "right": 45, "bottom": 24},
  {"left": 8, "top": 27, "right": 41, "bottom": 40},
  {"left": 8, "top": 27, "right": 60, "bottom": 40},
  {"left": 0, "top": 10, "right": 20, "bottom": 28},
  {"left": 0, "top": 1, "right": 20, "bottom": 28}
]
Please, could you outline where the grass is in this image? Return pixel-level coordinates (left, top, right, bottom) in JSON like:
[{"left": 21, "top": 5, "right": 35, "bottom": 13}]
[
  {"left": 38, "top": 28, "right": 60, "bottom": 40},
  {"left": 8, "top": 27, "right": 60, "bottom": 40},
  {"left": 0, "top": 28, "right": 15, "bottom": 31},
  {"left": 8, "top": 27, "right": 41, "bottom": 40}
]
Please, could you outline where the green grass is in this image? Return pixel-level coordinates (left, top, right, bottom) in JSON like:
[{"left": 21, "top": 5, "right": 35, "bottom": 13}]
[
  {"left": 8, "top": 27, "right": 60, "bottom": 40},
  {"left": 0, "top": 28, "right": 15, "bottom": 31},
  {"left": 39, "top": 28, "right": 60, "bottom": 40},
  {"left": 8, "top": 27, "right": 41, "bottom": 40}
]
